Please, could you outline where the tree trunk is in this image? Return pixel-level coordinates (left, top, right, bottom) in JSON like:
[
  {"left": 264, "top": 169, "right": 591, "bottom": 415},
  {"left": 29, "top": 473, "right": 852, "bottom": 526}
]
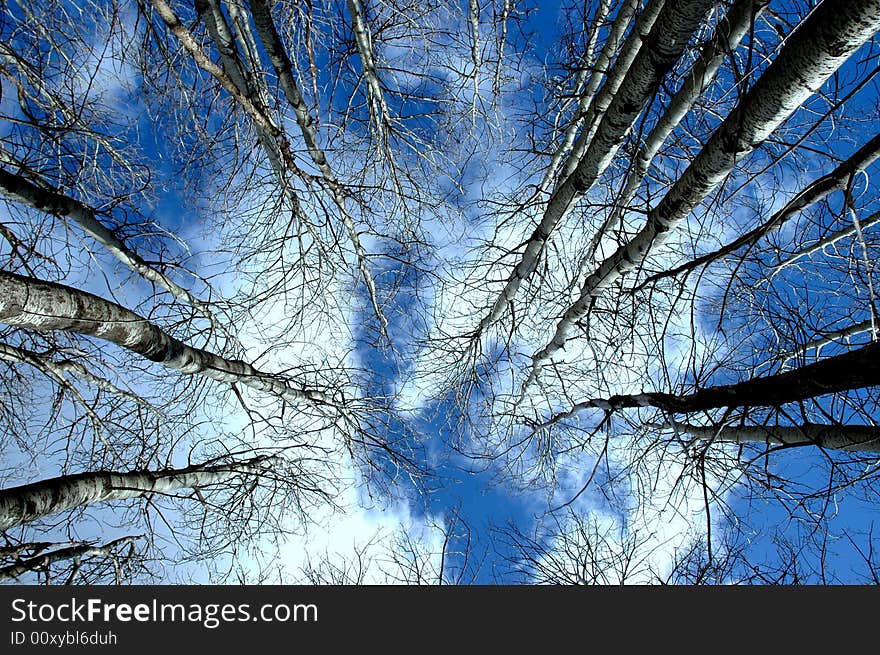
[
  {"left": 246, "top": 0, "right": 388, "bottom": 338},
  {"left": 345, "top": 0, "right": 391, "bottom": 142},
  {"left": 544, "top": 339, "right": 880, "bottom": 420},
  {"left": 525, "top": 0, "right": 880, "bottom": 389},
  {"left": 0, "top": 271, "right": 337, "bottom": 409},
  {"left": 559, "top": 0, "right": 667, "bottom": 180},
  {"left": 0, "top": 536, "right": 138, "bottom": 583},
  {"left": 781, "top": 319, "right": 877, "bottom": 363},
  {"left": 0, "top": 167, "right": 218, "bottom": 327},
  {"left": 640, "top": 130, "right": 880, "bottom": 288},
  {"left": 0, "top": 457, "right": 271, "bottom": 531},
  {"left": 660, "top": 422, "right": 880, "bottom": 453},
  {"left": 149, "top": 0, "right": 283, "bottom": 138},
  {"left": 474, "top": 0, "right": 710, "bottom": 336},
  {"left": 534, "top": 0, "right": 631, "bottom": 198},
  {"left": 593, "top": 0, "right": 769, "bottom": 255},
  {"left": 193, "top": 0, "right": 290, "bottom": 178}
]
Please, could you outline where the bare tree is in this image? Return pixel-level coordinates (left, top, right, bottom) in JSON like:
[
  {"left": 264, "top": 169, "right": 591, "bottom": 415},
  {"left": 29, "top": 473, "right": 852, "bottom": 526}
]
[
  {"left": 0, "top": 454, "right": 280, "bottom": 532},
  {"left": 3, "top": 0, "right": 880, "bottom": 585},
  {"left": 0, "top": 536, "right": 144, "bottom": 584}
]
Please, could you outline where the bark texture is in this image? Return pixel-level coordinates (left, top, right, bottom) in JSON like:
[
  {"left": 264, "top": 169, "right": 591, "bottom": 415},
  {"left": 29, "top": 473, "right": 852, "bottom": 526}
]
[
  {"left": 662, "top": 422, "right": 880, "bottom": 453},
  {"left": 594, "top": 0, "right": 769, "bottom": 254},
  {"left": 0, "top": 167, "right": 217, "bottom": 325},
  {"left": 526, "top": 0, "right": 880, "bottom": 388},
  {"left": 543, "top": 339, "right": 880, "bottom": 422},
  {"left": 475, "top": 0, "right": 711, "bottom": 335},
  {"left": 642, "top": 130, "right": 880, "bottom": 287},
  {"left": 0, "top": 271, "right": 335, "bottom": 408},
  {"left": 0, "top": 458, "right": 270, "bottom": 531}
]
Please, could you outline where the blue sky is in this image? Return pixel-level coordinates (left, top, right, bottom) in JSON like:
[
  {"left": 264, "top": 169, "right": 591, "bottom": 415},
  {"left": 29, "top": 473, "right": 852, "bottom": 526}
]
[{"left": 2, "top": 0, "right": 880, "bottom": 585}]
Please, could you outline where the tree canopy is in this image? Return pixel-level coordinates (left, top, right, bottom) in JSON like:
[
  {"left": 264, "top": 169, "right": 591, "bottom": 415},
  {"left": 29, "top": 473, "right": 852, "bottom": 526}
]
[{"left": 1, "top": 0, "right": 880, "bottom": 584}]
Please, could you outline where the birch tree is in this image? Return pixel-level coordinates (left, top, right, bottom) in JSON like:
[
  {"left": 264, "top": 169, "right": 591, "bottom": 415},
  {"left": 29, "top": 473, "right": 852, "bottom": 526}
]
[
  {"left": 4, "top": 0, "right": 880, "bottom": 585},
  {"left": 0, "top": 0, "right": 418, "bottom": 582},
  {"left": 0, "top": 454, "right": 281, "bottom": 532},
  {"left": 0, "top": 536, "right": 144, "bottom": 584},
  {"left": 0, "top": 448, "right": 332, "bottom": 583},
  {"left": 521, "top": 0, "right": 880, "bottom": 390}
]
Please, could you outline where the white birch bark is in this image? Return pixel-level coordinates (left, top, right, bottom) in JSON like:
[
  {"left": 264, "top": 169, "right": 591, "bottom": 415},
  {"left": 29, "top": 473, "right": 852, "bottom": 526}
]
[
  {"left": 468, "top": 0, "right": 482, "bottom": 108},
  {"left": 474, "top": 0, "right": 708, "bottom": 337},
  {"left": 0, "top": 271, "right": 340, "bottom": 411},
  {"left": 149, "top": 0, "right": 287, "bottom": 142},
  {"left": 535, "top": 0, "right": 623, "bottom": 195},
  {"left": 225, "top": 0, "right": 273, "bottom": 103},
  {"left": 489, "top": 0, "right": 618, "bottom": 265},
  {"left": 492, "top": 0, "right": 512, "bottom": 97},
  {"left": 524, "top": 0, "right": 880, "bottom": 390},
  {"left": 780, "top": 319, "right": 877, "bottom": 365},
  {"left": 0, "top": 536, "right": 138, "bottom": 583},
  {"left": 642, "top": 130, "right": 880, "bottom": 289},
  {"left": 849, "top": 199, "right": 880, "bottom": 335},
  {"left": 0, "top": 167, "right": 221, "bottom": 332},
  {"left": 591, "top": 0, "right": 769, "bottom": 256},
  {"left": 195, "top": 0, "right": 251, "bottom": 95},
  {"left": 345, "top": 0, "right": 392, "bottom": 144},
  {"left": 659, "top": 423, "right": 880, "bottom": 453},
  {"left": 151, "top": 0, "right": 329, "bottom": 256},
  {"left": 192, "top": 0, "right": 296, "bottom": 198},
  {"left": 0, "top": 456, "right": 272, "bottom": 531},
  {"left": 559, "top": 0, "right": 666, "bottom": 180},
  {"left": 245, "top": 0, "right": 327, "bottom": 175},
  {"left": 560, "top": 0, "right": 709, "bottom": 224},
  {"left": 153, "top": 0, "right": 332, "bottom": 260},
  {"left": 498, "top": 0, "right": 618, "bottom": 246}
]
